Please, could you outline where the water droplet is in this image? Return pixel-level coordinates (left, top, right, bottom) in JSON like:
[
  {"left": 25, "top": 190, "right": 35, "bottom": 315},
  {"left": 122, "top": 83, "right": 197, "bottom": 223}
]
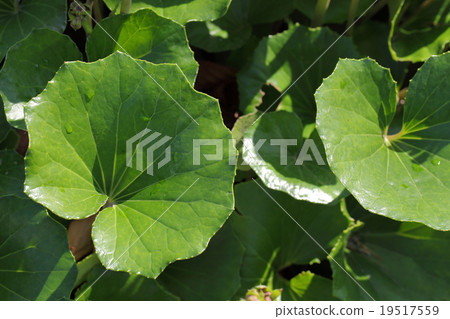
[
  {"left": 34, "top": 64, "right": 39, "bottom": 69},
  {"left": 43, "top": 58, "right": 49, "bottom": 64},
  {"left": 13, "top": 161, "right": 17, "bottom": 165},
  {"left": 64, "top": 123, "right": 73, "bottom": 134},
  {"left": 4, "top": 171, "right": 8, "bottom": 175},
  {"left": 431, "top": 158, "right": 441, "bottom": 166},
  {"left": 412, "top": 163, "right": 423, "bottom": 173},
  {"left": 85, "top": 89, "right": 95, "bottom": 102}
]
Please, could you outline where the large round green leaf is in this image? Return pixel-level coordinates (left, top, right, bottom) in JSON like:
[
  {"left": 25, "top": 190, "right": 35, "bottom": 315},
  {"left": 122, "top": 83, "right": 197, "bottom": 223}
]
[
  {"left": 24, "top": 52, "right": 236, "bottom": 278},
  {"left": 0, "top": 29, "right": 82, "bottom": 130},
  {"left": 243, "top": 111, "right": 345, "bottom": 204},
  {"left": 0, "top": 0, "right": 67, "bottom": 59},
  {"left": 103, "top": 0, "right": 231, "bottom": 25},
  {"left": 232, "top": 180, "right": 348, "bottom": 300},
  {"left": 237, "top": 25, "right": 359, "bottom": 123},
  {"left": 158, "top": 222, "right": 244, "bottom": 300},
  {"left": 186, "top": 0, "right": 296, "bottom": 52},
  {"left": 0, "top": 150, "right": 77, "bottom": 300},
  {"left": 86, "top": 9, "right": 198, "bottom": 85},
  {"left": 316, "top": 54, "right": 450, "bottom": 230},
  {"left": 388, "top": 0, "right": 450, "bottom": 63},
  {"left": 330, "top": 199, "right": 450, "bottom": 301}
]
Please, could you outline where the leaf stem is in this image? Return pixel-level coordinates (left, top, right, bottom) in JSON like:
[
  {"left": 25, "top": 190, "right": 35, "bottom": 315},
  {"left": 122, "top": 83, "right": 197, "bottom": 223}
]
[
  {"left": 383, "top": 128, "right": 406, "bottom": 146},
  {"left": 120, "top": 0, "right": 132, "bottom": 14},
  {"left": 312, "top": 0, "right": 331, "bottom": 27},
  {"left": 93, "top": 0, "right": 103, "bottom": 22},
  {"left": 347, "top": 0, "right": 359, "bottom": 33}
]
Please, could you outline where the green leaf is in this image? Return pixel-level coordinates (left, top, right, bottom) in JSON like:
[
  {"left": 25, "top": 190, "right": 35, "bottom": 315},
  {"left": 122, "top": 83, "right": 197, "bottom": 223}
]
[
  {"left": 186, "top": 0, "right": 296, "bottom": 52},
  {"left": 158, "top": 222, "right": 244, "bottom": 300},
  {"left": 103, "top": 0, "right": 231, "bottom": 25},
  {"left": 0, "top": 29, "right": 82, "bottom": 130},
  {"left": 237, "top": 25, "right": 359, "bottom": 123},
  {"left": 0, "top": 0, "right": 67, "bottom": 59},
  {"left": 0, "top": 150, "right": 77, "bottom": 300},
  {"left": 232, "top": 180, "right": 348, "bottom": 299},
  {"left": 76, "top": 264, "right": 177, "bottom": 300},
  {"left": 389, "top": 0, "right": 450, "bottom": 62},
  {"left": 330, "top": 199, "right": 450, "bottom": 301},
  {"left": 243, "top": 111, "right": 345, "bottom": 204},
  {"left": 86, "top": 9, "right": 198, "bottom": 85},
  {"left": 0, "top": 150, "right": 24, "bottom": 198},
  {"left": 24, "top": 52, "right": 236, "bottom": 278},
  {"left": 288, "top": 271, "right": 338, "bottom": 301},
  {"left": 295, "top": 0, "right": 375, "bottom": 24},
  {"left": 316, "top": 55, "right": 450, "bottom": 230}
]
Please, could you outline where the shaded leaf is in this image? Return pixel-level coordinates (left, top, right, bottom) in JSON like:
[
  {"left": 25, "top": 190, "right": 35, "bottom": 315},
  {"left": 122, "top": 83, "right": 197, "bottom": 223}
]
[
  {"left": 76, "top": 264, "right": 177, "bottom": 300},
  {"left": 186, "top": 0, "right": 296, "bottom": 52},
  {"left": 158, "top": 222, "right": 244, "bottom": 300},
  {"left": 0, "top": 149, "right": 24, "bottom": 198},
  {"left": 0, "top": 151, "right": 77, "bottom": 300},
  {"left": 232, "top": 180, "right": 348, "bottom": 299},
  {"left": 0, "top": 0, "right": 67, "bottom": 59},
  {"left": 237, "top": 25, "right": 359, "bottom": 123},
  {"left": 330, "top": 199, "right": 450, "bottom": 301},
  {"left": 295, "top": 0, "right": 375, "bottom": 24}
]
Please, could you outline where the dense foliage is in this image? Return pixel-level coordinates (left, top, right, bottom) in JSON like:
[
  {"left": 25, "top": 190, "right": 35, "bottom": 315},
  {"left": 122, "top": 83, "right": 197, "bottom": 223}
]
[{"left": 0, "top": 0, "right": 449, "bottom": 301}]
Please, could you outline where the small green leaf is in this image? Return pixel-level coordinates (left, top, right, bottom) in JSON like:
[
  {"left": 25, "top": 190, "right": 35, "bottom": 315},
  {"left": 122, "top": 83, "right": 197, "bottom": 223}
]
[
  {"left": 237, "top": 25, "right": 359, "bottom": 123},
  {"left": 232, "top": 181, "right": 348, "bottom": 299},
  {"left": 388, "top": 0, "right": 450, "bottom": 62},
  {"left": 0, "top": 0, "right": 67, "bottom": 59},
  {"left": 158, "top": 222, "right": 244, "bottom": 300},
  {"left": 330, "top": 199, "right": 450, "bottom": 301},
  {"left": 288, "top": 271, "right": 338, "bottom": 301},
  {"left": 24, "top": 52, "right": 236, "bottom": 278},
  {"left": 86, "top": 9, "right": 198, "bottom": 85},
  {"left": 103, "top": 0, "right": 232, "bottom": 25},
  {"left": 316, "top": 55, "right": 450, "bottom": 230},
  {"left": 0, "top": 151, "right": 77, "bottom": 300},
  {"left": 243, "top": 111, "right": 345, "bottom": 204},
  {"left": 0, "top": 29, "right": 82, "bottom": 130}
]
